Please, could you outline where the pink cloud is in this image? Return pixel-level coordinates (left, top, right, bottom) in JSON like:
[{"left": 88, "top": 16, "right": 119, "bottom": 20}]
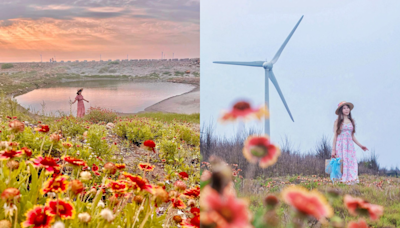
[{"left": 0, "top": 3, "right": 199, "bottom": 62}]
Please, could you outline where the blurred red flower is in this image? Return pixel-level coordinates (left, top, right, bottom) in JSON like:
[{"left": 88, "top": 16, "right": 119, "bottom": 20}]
[
  {"left": 344, "top": 195, "right": 383, "bottom": 221},
  {"left": 220, "top": 101, "right": 269, "bottom": 122},
  {"left": 282, "top": 185, "right": 333, "bottom": 220},
  {"left": 243, "top": 135, "right": 281, "bottom": 168}
]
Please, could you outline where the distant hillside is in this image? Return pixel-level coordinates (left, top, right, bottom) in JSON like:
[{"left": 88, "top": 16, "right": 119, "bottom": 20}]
[{"left": 0, "top": 58, "right": 200, "bottom": 96}]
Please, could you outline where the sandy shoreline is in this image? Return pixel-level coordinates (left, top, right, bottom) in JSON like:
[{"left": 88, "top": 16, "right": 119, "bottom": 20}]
[{"left": 117, "top": 85, "right": 200, "bottom": 116}]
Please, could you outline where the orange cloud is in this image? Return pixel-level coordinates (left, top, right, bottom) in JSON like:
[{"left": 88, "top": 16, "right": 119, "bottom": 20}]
[{"left": 0, "top": 1, "right": 199, "bottom": 62}]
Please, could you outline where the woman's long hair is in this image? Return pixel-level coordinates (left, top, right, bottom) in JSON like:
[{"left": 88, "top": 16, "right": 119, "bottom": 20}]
[
  {"left": 77, "top": 90, "right": 82, "bottom": 95},
  {"left": 336, "top": 105, "right": 355, "bottom": 136}
]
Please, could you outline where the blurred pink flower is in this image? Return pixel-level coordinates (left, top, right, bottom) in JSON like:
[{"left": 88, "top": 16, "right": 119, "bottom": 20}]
[
  {"left": 243, "top": 135, "right": 280, "bottom": 168},
  {"left": 200, "top": 186, "right": 252, "bottom": 228}
]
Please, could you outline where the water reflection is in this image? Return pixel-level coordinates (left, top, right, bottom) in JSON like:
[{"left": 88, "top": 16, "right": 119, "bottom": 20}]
[{"left": 15, "top": 80, "right": 195, "bottom": 116}]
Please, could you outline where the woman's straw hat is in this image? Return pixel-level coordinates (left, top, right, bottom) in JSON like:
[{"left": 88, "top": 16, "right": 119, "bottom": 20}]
[
  {"left": 335, "top": 101, "right": 354, "bottom": 115},
  {"left": 77, "top": 88, "right": 83, "bottom": 92}
]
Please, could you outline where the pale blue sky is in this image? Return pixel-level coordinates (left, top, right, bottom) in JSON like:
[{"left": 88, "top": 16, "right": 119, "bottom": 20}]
[{"left": 200, "top": 0, "right": 400, "bottom": 168}]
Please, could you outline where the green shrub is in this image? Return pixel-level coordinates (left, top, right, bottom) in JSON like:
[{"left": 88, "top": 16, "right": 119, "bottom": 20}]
[
  {"left": 159, "top": 138, "right": 179, "bottom": 163},
  {"left": 125, "top": 124, "right": 154, "bottom": 144},
  {"left": 84, "top": 107, "right": 117, "bottom": 124},
  {"left": 134, "top": 112, "right": 200, "bottom": 124},
  {"left": 51, "top": 116, "right": 86, "bottom": 137},
  {"left": 1, "top": 63, "right": 14, "bottom": 69},
  {"left": 87, "top": 124, "right": 115, "bottom": 160},
  {"left": 174, "top": 71, "right": 184, "bottom": 76},
  {"left": 98, "top": 67, "right": 110, "bottom": 73},
  {"left": 108, "top": 61, "right": 119, "bottom": 65},
  {"left": 169, "top": 124, "right": 200, "bottom": 146}
]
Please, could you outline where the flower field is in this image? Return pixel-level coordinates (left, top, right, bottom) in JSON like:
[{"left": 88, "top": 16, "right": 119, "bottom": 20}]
[
  {"left": 200, "top": 101, "right": 400, "bottom": 228},
  {"left": 0, "top": 96, "right": 200, "bottom": 228}
]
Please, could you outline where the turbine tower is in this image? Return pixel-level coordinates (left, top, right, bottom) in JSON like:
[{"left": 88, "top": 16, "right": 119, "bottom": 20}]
[{"left": 214, "top": 15, "right": 303, "bottom": 135}]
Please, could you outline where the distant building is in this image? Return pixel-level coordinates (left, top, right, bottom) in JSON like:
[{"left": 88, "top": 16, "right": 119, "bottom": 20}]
[
  {"left": 75, "top": 60, "right": 79, "bottom": 62},
  {"left": 60, "top": 61, "right": 64, "bottom": 63},
  {"left": 67, "top": 61, "right": 71, "bottom": 63}
]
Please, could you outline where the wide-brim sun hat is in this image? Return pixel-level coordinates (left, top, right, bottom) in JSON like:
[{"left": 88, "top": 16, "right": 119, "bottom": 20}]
[
  {"left": 335, "top": 101, "right": 354, "bottom": 115},
  {"left": 77, "top": 88, "right": 83, "bottom": 92}
]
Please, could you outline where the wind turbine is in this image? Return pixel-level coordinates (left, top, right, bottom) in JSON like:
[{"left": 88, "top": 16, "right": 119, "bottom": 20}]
[{"left": 214, "top": 15, "right": 303, "bottom": 135}]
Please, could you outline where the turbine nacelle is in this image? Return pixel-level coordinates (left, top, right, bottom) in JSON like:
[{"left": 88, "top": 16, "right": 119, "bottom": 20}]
[{"left": 262, "top": 62, "right": 273, "bottom": 70}]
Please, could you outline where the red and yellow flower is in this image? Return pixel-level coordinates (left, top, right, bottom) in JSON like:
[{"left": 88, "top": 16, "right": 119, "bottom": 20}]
[
  {"left": 107, "top": 180, "right": 128, "bottom": 194},
  {"left": 92, "top": 163, "right": 99, "bottom": 172},
  {"left": 42, "top": 176, "right": 69, "bottom": 194},
  {"left": 123, "top": 172, "right": 149, "bottom": 191},
  {"left": 344, "top": 195, "right": 383, "bottom": 221},
  {"left": 242, "top": 135, "right": 281, "bottom": 168},
  {"left": 138, "top": 163, "right": 155, "bottom": 172},
  {"left": 63, "top": 156, "right": 87, "bottom": 166},
  {"left": 46, "top": 199, "right": 75, "bottom": 220},
  {"left": 21, "top": 147, "right": 32, "bottom": 157},
  {"left": 21, "top": 205, "right": 54, "bottom": 228},
  {"left": 182, "top": 208, "right": 200, "bottom": 228},
  {"left": 220, "top": 101, "right": 269, "bottom": 122},
  {"left": 281, "top": 185, "right": 333, "bottom": 220},
  {"left": 0, "top": 148, "right": 23, "bottom": 160},
  {"left": 35, "top": 124, "right": 50, "bottom": 133},
  {"left": 115, "top": 163, "right": 126, "bottom": 170},
  {"left": 32, "top": 156, "right": 60, "bottom": 173},
  {"left": 182, "top": 215, "right": 200, "bottom": 228},
  {"left": 183, "top": 186, "right": 200, "bottom": 198},
  {"left": 143, "top": 140, "right": 156, "bottom": 153},
  {"left": 178, "top": 171, "right": 189, "bottom": 180},
  {"left": 171, "top": 197, "right": 186, "bottom": 209}
]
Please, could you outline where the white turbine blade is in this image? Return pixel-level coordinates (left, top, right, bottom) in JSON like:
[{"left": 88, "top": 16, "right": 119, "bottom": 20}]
[
  {"left": 213, "top": 61, "right": 264, "bottom": 67},
  {"left": 270, "top": 15, "right": 304, "bottom": 64},
  {"left": 266, "top": 69, "right": 294, "bottom": 122}
]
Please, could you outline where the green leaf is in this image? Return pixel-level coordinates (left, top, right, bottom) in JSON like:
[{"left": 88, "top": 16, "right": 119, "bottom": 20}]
[
  {"left": 200, "top": 179, "right": 210, "bottom": 190},
  {"left": 252, "top": 207, "right": 267, "bottom": 228}
]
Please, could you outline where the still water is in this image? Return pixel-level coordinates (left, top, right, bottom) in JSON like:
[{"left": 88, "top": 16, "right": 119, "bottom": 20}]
[{"left": 15, "top": 80, "right": 195, "bottom": 116}]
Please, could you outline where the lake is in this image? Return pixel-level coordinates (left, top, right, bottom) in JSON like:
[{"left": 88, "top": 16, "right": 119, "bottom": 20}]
[{"left": 15, "top": 80, "right": 195, "bottom": 116}]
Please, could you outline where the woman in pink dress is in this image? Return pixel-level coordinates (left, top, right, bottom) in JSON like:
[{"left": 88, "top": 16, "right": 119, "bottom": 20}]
[
  {"left": 71, "top": 88, "right": 89, "bottom": 118},
  {"left": 331, "top": 101, "right": 368, "bottom": 185}
]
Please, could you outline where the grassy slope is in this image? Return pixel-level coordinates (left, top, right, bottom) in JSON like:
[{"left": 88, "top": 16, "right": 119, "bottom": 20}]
[{"left": 234, "top": 174, "right": 400, "bottom": 227}]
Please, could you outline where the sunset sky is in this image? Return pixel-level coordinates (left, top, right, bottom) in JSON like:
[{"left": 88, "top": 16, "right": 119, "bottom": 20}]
[{"left": 0, "top": 0, "right": 199, "bottom": 62}]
